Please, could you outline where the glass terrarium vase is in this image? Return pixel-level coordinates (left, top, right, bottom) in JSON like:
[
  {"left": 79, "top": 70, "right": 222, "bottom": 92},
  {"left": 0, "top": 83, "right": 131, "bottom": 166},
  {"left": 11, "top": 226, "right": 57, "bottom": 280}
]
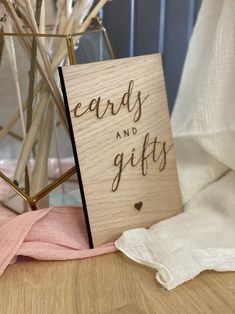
[{"left": 0, "top": 17, "right": 114, "bottom": 214}]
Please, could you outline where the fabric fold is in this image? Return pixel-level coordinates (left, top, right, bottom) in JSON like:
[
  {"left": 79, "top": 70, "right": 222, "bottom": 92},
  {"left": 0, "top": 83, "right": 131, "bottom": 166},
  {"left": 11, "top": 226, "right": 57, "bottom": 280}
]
[
  {"left": 116, "top": 172, "right": 235, "bottom": 290},
  {"left": 0, "top": 206, "right": 116, "bottom": 276},
  {"left": 0, "top": 207, "right": 51, "bottom": 275}
]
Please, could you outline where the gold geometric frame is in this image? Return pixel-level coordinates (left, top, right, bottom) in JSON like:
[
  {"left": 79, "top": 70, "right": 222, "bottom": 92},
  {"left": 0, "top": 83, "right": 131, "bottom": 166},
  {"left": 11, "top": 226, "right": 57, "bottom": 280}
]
[{"left": 0, "top": 15, "right": 115, "bottom": 212}]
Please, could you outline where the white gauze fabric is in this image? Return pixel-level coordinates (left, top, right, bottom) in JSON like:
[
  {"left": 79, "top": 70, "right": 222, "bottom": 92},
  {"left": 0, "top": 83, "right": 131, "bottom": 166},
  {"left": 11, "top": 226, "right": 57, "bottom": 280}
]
[{"left": 115, "top": 0, "right": 235, "bottom": 290}]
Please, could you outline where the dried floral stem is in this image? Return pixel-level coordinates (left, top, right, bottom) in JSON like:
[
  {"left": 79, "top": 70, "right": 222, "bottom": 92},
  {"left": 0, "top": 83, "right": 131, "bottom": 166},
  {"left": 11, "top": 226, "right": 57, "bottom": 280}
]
[
  {"left": 31, "top": 103, "right": 53, "bottom": 198},
  {"left": 39, "top": 0, "right": 45, "bottom": 35},
  {"left": 5, "top": 23, "right": 26, "bottom": 137},
  {"left": 26, "top": 0, "right": 43, "bottom": 133},
  {"left": 53, "top": 120, "right": 65, "bottom": 196},
  {"left": 25, "top": 0, "right": 43, "bottom": 195},
  {"left": 13, "top": 90, "right": 49, "bottom": 184},
  {"left": 0, "top": 26, "right": 4, "bottom": 64},
  {"left": 25, "top": 34, "right": 36, "bottom": 131}
]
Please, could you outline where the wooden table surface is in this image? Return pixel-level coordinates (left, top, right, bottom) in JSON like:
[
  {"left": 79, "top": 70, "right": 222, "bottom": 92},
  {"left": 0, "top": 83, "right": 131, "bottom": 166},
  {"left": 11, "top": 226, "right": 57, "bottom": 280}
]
[{"left": 0, "top": 252, "right": 234, "bottom": 314}]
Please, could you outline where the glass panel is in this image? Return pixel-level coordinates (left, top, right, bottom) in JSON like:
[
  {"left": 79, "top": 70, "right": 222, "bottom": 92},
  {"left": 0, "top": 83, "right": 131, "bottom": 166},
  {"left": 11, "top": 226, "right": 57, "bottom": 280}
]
[{"left": 74, "top": 29, "right": 112, "bottom": 64}]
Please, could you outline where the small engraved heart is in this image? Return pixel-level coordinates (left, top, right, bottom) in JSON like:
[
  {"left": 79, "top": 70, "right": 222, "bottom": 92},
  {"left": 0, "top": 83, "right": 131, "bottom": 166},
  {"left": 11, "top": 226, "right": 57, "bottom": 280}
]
[{"left": 134, "top": 201, "right": 143, "bottom": 211}]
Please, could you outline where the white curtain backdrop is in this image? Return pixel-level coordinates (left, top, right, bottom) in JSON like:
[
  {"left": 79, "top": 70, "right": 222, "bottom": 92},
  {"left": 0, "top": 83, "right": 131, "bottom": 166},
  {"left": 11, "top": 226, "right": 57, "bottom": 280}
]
[{"left": 116, "top": 0, "right": 235, "bottom": 289}]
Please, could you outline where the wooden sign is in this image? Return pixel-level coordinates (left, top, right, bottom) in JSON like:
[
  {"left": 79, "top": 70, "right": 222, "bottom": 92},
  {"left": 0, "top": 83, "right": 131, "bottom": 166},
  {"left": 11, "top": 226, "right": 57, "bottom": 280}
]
[{"left": 59, "top": 54, "right": 182, "bottom": 248}]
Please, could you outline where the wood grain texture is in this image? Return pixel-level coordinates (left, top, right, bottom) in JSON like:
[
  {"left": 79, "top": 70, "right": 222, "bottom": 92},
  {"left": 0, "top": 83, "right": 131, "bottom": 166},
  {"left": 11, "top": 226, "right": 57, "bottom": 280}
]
[
  {"left": 60, "top": 54, "right": 182, "bottom": 247},
  {"left": 0, "top": 253, "right": 234, "bottom": 314}
]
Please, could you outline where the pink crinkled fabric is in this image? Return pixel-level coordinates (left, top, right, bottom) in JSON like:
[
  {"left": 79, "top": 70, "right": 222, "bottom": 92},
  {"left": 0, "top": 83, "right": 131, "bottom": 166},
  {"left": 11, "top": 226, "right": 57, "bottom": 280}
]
[{"left": 0, "top": 205, "right": 116, "bottom": 276}]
